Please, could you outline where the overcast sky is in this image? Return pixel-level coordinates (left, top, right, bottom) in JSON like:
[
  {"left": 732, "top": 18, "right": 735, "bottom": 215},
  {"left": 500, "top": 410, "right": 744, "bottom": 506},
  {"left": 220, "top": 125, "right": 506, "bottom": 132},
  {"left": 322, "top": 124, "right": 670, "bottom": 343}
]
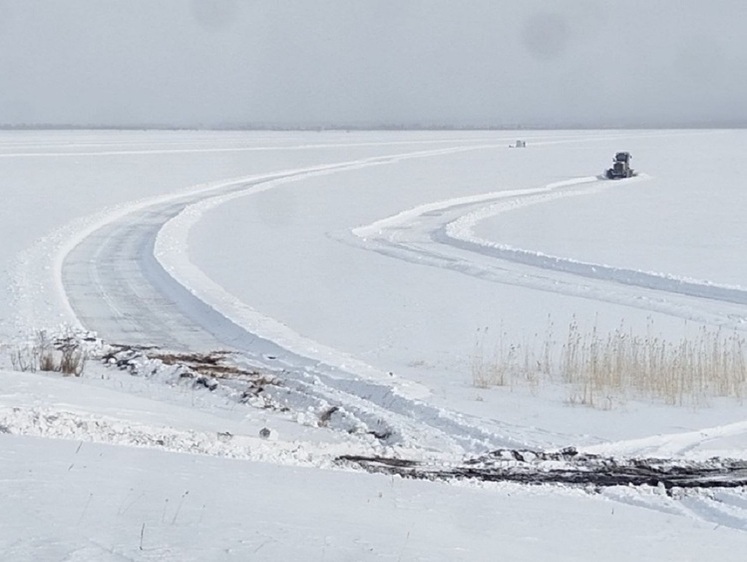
[{"left": 1, "top": 0, "right": 745, "bottom": 128}]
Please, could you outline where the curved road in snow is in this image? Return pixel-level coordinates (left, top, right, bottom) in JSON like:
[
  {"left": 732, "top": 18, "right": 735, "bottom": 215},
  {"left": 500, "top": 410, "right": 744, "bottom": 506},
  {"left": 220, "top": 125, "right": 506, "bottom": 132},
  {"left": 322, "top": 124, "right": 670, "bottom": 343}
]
[
  {"left": 61, "top": 144, "right": 573, "bottom": 455},
  {"left": 58, "top": 135, "right": 747, "bottom": 455},
  {"left": 350, "top": 175, "right": 747, "bottom": 330},
  {"left": 43, "top": 132, "right": 747, "bottom": 532}
]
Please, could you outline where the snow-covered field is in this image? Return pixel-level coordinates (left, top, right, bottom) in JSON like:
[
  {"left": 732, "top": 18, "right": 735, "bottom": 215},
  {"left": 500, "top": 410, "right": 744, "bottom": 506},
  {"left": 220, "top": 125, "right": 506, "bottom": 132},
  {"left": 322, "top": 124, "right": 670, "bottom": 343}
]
[{"left": 2, "top": 129, "right": 747, "bottom": 560}]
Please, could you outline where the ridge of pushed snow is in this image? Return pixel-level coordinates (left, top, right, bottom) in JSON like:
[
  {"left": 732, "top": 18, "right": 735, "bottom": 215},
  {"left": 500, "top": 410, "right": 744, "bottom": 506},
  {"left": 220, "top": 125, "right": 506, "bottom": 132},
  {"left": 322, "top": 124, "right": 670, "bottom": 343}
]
[
  {"left": 20, "top": 142, "right": 494, "bottom": 340},
  {"left": 353, "top": 176, "right": 599, "bottom": 239},
  {"left": 0, "top": 403, "right": 357, "bottom": 468},
  {"left": 152, "top": 145, "right": 519, "bottom": 398},
  {"left": 444, "top": 173, "right": 747, "bottom": 307},
  {"left": 351, "top": 172, "right": 747, "bottom": 329},
  {"left": 155, "top": 179, "right": 428, "bottom": 397},
  {"left": 11, "top": 171, "right": 281, "bottom": 335}
]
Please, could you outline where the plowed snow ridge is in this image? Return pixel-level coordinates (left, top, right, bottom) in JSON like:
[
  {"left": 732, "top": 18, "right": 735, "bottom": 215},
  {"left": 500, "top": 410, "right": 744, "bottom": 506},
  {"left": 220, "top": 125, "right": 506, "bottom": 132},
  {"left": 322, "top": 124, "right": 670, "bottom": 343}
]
[
  {"left": 352, "top": 173, "right": 747, "bottom": 328},
  {"left": 54, "top": 141, "right": 584, "bottom": 456}
]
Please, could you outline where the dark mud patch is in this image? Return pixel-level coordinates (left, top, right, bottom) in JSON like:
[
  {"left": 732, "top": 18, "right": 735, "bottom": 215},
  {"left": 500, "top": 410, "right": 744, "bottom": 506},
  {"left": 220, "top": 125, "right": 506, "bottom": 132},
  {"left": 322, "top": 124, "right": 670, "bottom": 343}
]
[{"left": 338, "top": 447, "right": 747, "bottom": 492}]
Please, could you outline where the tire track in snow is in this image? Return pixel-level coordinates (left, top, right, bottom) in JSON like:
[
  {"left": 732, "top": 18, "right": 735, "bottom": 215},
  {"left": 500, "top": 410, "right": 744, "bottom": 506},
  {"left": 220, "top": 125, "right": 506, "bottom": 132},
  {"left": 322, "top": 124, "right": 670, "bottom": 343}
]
[
  {"left": 444, "top": 174, "right": 747, "bottom": 307},
  {"left": 12, "top": 142, "right": 500, "bottom": 334},
  {"left": 581, "top": 419, "right": 747, "bottom": 460},
  {"left": 601, "top": 487, "right": 747, "bottom": 533},
  {"left": 55, "top": 141, "right": 574, "bottom": 455},
  {"left": 350, "top": 174, "right": 747, "bottom": 328}
]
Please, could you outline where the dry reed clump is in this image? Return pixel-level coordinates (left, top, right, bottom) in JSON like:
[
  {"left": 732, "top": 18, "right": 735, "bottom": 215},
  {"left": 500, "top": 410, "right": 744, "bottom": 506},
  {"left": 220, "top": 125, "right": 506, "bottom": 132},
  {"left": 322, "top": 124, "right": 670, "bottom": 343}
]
[
  {"left": 471, "top": 323, "right": 553, "bottom": 391},
  {"left": 10, "top": 330, "right": 86, "bottom": 376},
  {"left": 472, "top": 319, "right": 747, "bottom": 408}
]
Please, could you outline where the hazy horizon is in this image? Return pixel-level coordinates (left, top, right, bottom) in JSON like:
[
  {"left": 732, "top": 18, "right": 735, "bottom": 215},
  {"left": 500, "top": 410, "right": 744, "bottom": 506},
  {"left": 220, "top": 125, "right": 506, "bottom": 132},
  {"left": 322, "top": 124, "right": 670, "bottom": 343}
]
[{"left": 1, "top": 0, "right": 745, "bottom": 129}]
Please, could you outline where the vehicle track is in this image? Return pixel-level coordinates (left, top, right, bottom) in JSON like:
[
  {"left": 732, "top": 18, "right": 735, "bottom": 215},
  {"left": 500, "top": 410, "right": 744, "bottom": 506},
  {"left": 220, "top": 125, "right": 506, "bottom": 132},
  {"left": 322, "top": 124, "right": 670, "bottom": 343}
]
[
  {"left": 47, "top": 132, "right": 747, "bottom": 532},
  {"left": 350, "top": 175, "right": 747, "bottom": 329},
  {"left": 61, "top": 143, "right": 581, "bottom": 455},
  {"left": 58, "top": 137, "right": 747, "bottom": 458}
]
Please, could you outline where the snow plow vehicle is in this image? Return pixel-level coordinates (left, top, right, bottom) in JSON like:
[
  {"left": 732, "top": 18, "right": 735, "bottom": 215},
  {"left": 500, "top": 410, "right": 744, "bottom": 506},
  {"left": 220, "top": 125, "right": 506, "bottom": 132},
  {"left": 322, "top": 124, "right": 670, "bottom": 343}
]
[{"left": 605, "top": 152, "right": 635, "bottom": 179}]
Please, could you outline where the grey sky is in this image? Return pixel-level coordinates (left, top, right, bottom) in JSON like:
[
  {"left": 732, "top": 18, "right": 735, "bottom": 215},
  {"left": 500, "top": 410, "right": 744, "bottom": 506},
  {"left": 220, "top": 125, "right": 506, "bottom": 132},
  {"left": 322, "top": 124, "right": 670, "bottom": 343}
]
[{"left": 1, "top": 0, "right": 745, "bottom": 128}]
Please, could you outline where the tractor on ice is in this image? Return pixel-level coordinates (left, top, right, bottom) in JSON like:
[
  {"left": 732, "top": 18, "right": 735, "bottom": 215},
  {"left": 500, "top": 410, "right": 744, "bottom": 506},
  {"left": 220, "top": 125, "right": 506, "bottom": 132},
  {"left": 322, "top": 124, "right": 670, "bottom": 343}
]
[{"left": 605, "top": 152, "right": 635, "bottom": 179}]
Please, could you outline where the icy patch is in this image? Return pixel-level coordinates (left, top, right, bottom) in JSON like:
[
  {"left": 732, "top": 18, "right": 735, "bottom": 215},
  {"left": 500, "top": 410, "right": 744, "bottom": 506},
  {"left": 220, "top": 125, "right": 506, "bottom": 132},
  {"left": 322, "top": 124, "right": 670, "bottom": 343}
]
[{"left": 10, "top": 171, "right": 281, "bottom": 337}]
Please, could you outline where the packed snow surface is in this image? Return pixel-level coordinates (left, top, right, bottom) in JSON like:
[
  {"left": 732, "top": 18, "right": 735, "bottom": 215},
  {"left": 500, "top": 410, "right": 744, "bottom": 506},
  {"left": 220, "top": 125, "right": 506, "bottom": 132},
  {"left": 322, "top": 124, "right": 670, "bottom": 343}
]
[{"left": 3, "top": 129, "right": 747, "bottom": 560}]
